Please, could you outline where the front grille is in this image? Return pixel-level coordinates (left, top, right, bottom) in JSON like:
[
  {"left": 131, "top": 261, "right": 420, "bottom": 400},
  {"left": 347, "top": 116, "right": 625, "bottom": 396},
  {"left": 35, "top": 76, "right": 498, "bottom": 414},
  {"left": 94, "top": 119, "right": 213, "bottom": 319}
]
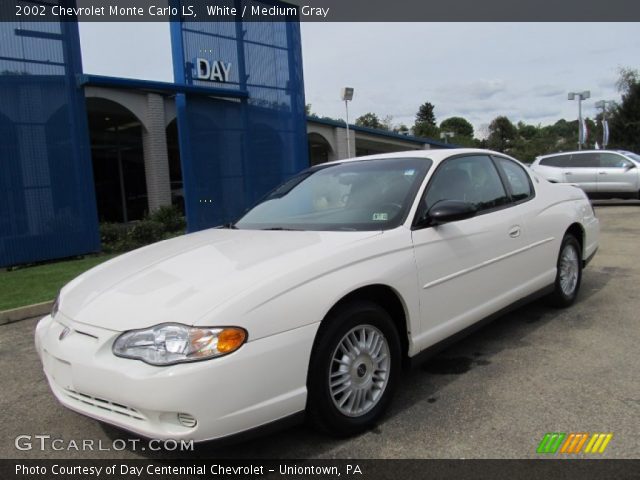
[{"left": 64, "top": 389, "right": 146, "bottom": 421}]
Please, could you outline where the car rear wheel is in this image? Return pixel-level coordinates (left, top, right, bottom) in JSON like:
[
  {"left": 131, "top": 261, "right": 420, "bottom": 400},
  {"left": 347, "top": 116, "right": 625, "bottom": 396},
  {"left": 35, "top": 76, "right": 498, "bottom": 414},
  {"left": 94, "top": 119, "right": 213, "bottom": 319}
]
[
  {"left": 307, "top": 301, "right": 401, "bottom": 437},
  {"left": 548, "top": 234, "right": 582, "bottom": 308}
]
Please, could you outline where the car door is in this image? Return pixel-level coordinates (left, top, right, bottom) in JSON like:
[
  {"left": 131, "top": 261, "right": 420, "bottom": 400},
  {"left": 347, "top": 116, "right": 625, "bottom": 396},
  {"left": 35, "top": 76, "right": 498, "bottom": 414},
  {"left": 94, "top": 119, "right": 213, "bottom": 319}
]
[
  {"left": 492, "top": 156, "right": 556, "bottom": 288},
  {"left": 410, "top": 154, "right": 527, "bottom": 349},
  {"left": 565, "top": 152, "right": 598, "bottom": 193},
  {"left": 596, "top": 152, "right": 640, "bottom": 194}
]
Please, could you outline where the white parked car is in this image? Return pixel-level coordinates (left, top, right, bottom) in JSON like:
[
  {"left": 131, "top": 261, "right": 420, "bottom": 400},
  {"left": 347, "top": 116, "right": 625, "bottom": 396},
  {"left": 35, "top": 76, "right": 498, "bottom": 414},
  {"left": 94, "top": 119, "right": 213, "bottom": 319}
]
[
  {"left": 35, "top": 149, "right": 599, "bottom": 442},
  {"left": 531, "top": 150, "right": 640, "bottom": 199}
]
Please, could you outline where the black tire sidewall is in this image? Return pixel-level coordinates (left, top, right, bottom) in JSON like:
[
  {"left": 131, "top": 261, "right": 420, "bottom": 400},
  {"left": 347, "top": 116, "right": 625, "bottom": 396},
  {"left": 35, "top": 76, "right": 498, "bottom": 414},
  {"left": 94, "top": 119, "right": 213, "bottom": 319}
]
[
  {"left": 552, "top": 235, "right": 582, "bottom": 307},
  {"left": 307, "top": 301, "right": 401, "bottom": 437}
]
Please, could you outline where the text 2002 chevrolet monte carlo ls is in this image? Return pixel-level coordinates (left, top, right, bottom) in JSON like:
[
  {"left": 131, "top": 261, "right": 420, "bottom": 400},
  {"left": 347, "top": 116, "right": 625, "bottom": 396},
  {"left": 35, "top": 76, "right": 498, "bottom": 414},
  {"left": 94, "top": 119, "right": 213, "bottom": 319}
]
[{"left": 35, "top": 149, "right": 599, "bottom": 442}]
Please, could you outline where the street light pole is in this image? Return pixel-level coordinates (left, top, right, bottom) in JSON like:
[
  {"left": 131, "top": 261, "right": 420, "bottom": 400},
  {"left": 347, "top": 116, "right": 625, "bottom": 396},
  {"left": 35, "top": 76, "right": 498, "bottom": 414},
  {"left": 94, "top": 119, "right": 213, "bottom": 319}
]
[
  {"left": 578, "top": 98, "right": 582, "bottom": 150},
  {"left": 341, "top": 87, "right": 354, "bottom": 158},
  {"left": 345, "top": 99, "right": 351, "bottom": 158},
  {"left": 568, "top": 90, "right": 590, "bottom": 150}
]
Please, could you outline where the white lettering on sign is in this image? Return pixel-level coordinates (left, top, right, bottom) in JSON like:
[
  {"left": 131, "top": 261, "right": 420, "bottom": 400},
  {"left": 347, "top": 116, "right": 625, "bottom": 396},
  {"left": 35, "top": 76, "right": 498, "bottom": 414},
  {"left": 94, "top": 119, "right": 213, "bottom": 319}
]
[{"left": 195, "top": 58, "right": 232, "bottom": 83}]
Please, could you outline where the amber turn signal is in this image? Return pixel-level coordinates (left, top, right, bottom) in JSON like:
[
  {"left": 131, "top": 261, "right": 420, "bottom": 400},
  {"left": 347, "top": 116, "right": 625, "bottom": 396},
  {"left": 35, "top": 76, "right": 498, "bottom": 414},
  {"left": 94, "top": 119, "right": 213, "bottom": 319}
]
[{"left": 217, "top": 328, "right": 247, "bottom": 353}]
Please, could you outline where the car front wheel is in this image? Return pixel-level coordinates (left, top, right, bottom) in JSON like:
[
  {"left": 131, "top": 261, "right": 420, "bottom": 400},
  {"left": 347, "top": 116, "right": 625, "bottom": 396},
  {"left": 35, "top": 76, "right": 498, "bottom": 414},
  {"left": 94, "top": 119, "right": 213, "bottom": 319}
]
[{"left": 307, "top": 301, "right": 401, "bottom": 437}]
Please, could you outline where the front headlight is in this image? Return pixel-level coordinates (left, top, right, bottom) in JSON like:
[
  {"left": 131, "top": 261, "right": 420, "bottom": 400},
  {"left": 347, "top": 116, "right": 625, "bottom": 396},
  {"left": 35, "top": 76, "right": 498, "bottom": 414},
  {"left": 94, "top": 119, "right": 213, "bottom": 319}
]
[{"left": 112, "top": 323, "right": 247, "bottom": 366}]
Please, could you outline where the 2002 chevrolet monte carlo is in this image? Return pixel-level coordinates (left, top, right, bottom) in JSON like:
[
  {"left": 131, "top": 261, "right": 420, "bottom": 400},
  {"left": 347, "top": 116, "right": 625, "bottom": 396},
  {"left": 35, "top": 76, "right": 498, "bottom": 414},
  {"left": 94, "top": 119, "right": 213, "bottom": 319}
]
[{"left": 35, "top": 149, "right": 599, "bottom": 442}]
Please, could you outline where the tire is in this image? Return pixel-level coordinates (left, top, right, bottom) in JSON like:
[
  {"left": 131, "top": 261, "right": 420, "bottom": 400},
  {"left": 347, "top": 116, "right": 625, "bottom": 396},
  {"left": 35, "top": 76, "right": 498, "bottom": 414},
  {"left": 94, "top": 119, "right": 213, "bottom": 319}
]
[
  {"left": 306, "top": 300, "right": 401, "bottom": 437},
  {"left": 547, "top": 234, "right": 582, "bottom": 308}
]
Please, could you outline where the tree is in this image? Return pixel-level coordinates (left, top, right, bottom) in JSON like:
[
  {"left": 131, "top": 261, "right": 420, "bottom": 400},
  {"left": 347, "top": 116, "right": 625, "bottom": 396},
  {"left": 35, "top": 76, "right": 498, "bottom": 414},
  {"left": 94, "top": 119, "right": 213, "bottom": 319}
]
[
  {"left": 381, "top": 115, "right": 394, "bottom": 131},
  {"left": 609, "top": 67, "right": 640, "bottom": 152},
  {"left": 415, "top": 102, "right": 436, "bottom": 125},
  {"left": 610, "top": 84, "right": 640, "bottom": 152},
  {"left": 394, "top": 124, "right": 410, "bottom": 135},
  {"left": 305, "top": 104, "right": 313, "bottom": 116},
  {"left": 440, "top": 117, "right": 474, "bottom": 138},
  {"left": 516, "top": 121, "right": 538, "bottom": 141},
  {"left": 355, "top": 112, "right": 384, "bottom": 130},
  {"left": 615, "top": 67, "right": 640, "bottom": 94},
  {"left": 486, "top": 116, "right": 517, "bottom": 153},
  {"left": 413, "top": 102, "right": 439, "bottom": 138}
]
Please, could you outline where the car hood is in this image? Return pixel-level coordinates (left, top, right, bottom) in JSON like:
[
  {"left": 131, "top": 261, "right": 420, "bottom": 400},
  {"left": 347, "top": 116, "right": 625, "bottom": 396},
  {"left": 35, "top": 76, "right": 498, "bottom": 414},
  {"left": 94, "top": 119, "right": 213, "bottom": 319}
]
[{"left": 58, "top": 228, "right": 381, "bottom": 332}]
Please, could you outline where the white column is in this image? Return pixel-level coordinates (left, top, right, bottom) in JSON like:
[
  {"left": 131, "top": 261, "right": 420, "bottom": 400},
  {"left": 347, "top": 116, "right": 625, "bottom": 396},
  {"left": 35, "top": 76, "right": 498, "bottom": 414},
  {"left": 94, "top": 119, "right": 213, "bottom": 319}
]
[
  {"left": 142, "top": 93, "right": 172, "bottom": 213},
  {"left": 334, "top": 126, "right": 356, "bottom": 160}
]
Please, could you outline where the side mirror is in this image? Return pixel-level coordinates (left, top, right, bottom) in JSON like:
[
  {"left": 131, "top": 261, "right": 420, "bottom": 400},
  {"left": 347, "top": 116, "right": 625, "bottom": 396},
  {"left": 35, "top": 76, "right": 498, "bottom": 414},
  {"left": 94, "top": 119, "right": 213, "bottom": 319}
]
[
  {"left": 421, "top": 200, "right": 477, "bottom": 227},
  {"left": 624, "top": 162, "right": 636, "bottom": 171}
]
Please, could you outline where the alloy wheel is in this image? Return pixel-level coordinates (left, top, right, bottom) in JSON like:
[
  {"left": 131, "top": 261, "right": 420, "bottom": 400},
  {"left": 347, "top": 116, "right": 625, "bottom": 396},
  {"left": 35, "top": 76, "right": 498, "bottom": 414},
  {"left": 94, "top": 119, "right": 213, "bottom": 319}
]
[{"left": 328, "top": 325, "right": 390, "bottom": 418}]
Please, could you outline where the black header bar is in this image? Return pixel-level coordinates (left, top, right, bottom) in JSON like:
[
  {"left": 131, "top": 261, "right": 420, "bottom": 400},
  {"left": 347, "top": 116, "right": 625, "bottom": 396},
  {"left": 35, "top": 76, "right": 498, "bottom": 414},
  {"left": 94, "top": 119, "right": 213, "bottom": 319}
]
[{"left": 2, "top": 0, "right": 640, "bottom": 22}]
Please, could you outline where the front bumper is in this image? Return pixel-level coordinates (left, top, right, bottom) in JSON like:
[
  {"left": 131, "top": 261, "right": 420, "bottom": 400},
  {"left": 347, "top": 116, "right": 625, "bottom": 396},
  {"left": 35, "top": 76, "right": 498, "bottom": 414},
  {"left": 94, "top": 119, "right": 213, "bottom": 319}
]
[{"left": 35, "top": 313, "right": 317, "bottom": 442}]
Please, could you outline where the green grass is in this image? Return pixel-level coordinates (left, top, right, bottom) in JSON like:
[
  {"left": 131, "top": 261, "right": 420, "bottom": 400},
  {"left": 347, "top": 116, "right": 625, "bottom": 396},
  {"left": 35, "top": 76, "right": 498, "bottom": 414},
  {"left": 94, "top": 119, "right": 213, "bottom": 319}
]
[{"left": 0, "top": 254, "right": 119, "bottom": 311}]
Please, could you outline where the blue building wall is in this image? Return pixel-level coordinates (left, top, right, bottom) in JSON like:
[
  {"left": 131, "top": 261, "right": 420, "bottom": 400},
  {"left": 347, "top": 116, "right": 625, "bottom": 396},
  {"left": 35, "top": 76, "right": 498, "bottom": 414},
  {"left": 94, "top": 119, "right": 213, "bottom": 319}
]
[
  {"left": 0, "top": 1, "right": 308, "bottom": 266},
  {"left": 0, "top": 9, "right": 100, "bottom": 267},
  {"left": 171, "top": 2, "right": 308, "bottom": 231}
]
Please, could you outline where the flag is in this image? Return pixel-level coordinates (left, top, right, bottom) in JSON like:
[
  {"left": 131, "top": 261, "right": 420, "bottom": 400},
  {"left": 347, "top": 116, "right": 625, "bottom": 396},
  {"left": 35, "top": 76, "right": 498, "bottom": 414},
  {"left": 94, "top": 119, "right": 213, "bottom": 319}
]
[{"left": 579, "top": 118, "right": 588, "bottom": 145}]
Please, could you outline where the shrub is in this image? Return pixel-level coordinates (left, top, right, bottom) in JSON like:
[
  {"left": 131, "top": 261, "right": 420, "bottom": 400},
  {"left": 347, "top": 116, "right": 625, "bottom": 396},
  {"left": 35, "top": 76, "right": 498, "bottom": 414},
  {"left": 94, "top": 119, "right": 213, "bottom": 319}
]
[
  {"left": 148, "top": 205, "right": 186, "bottom": 232},
  {"left": 100, "top": 223, "right": 130, "bottom": 253},
  {"left": 128, "top": 220, "right": 165, "bottom": 247},
  {"left": 100, "top": 205, "right": 186, "bottom": 253}
]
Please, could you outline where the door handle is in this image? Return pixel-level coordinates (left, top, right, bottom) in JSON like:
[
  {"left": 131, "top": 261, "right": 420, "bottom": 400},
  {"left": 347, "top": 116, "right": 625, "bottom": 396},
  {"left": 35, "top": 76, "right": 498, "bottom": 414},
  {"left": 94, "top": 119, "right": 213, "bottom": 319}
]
[
  {"left": 598, "top": 171, "right": 607, "bottom": 175},
  {"left": 508, "top": 226, "right": 521, "bottom": 238},
  {"left": 565, "top": 171, "right": 572, "bottom": 175}
]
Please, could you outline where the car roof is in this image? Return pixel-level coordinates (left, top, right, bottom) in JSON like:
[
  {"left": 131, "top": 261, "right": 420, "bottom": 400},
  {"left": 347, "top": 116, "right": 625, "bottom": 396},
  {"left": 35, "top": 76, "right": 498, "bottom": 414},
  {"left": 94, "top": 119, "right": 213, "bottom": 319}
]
[
  {"left": 538, "top": 150, "right": 629, "bottom": 158},
  {"left": 325, "top": 148, "right": 512, "bottom": 166}
]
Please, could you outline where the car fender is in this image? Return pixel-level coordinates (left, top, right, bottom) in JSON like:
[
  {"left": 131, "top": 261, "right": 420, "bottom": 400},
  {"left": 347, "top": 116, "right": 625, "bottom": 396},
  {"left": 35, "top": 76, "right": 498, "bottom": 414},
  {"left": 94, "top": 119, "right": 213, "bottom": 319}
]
[{"left": 193, "top": 227, "right": 421, "bottom": 354}]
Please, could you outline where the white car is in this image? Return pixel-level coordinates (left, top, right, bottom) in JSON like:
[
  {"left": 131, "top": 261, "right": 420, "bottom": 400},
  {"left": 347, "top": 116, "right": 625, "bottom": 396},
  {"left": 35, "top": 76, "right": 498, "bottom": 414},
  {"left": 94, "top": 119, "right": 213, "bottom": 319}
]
[
  {"left": 35, "top": 149, "right": 599, "bottom": 442},
  {"left": 531, "top": 150, "right": 640, "bottom": 199}
]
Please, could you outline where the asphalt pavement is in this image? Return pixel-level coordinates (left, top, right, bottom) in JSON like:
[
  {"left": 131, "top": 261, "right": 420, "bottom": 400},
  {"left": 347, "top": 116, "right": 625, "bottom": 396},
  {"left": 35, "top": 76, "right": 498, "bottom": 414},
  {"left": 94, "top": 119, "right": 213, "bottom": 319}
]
[{"left": 1, "top": 203, "right": 638, "bottom": 459}]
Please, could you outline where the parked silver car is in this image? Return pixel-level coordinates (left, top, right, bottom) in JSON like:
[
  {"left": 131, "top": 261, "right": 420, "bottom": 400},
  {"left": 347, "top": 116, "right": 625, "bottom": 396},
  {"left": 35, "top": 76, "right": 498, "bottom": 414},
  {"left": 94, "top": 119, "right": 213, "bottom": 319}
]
[{"left": 531, "top": 150, "right": 640, "bottom": 199}]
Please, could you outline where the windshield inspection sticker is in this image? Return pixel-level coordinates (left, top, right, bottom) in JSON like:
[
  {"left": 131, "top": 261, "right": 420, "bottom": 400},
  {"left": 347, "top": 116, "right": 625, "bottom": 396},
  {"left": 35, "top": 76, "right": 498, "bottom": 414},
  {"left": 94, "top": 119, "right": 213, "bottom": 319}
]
[
  {"left": 372, "top": 213, "right": 388, "bottom": 221},
  {"left": 404, "top": 169, "right": 416, "bottom": 176}
]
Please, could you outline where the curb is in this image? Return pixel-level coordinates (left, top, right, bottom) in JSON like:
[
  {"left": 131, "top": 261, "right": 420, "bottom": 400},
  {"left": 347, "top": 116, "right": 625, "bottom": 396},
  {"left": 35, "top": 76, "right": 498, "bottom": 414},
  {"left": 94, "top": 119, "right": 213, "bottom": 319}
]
[{"left": 0, "top": 300, "right": 53, "bottom": 325}]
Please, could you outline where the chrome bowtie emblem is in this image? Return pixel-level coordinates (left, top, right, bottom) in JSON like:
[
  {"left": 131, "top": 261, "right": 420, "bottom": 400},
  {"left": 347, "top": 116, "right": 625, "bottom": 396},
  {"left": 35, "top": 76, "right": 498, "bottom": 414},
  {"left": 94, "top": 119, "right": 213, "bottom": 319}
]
[{"left": 59, "top": 326, "right": 71, "bottom": 341}]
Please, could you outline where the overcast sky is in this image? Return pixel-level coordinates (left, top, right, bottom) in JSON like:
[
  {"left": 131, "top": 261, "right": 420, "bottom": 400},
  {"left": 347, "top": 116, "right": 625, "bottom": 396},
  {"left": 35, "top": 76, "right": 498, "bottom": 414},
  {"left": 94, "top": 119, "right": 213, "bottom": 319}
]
[
  {"left": 80, "top": 22, "right": 640, "bottom": 137},
  {"left": 300, "top": 23, "right": 640, "bottom": 136}
]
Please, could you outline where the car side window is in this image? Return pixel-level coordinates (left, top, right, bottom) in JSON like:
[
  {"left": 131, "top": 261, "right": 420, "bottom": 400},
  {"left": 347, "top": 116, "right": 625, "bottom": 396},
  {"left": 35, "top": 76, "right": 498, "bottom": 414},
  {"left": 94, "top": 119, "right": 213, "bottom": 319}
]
[
  {"left": 495, "top": 157, "right": 533, "bottom": 202},
  {"left": 572, "top": 153, "right": 598, "bottom": 168},
  {"left": 423, "top": 155, "right": 509, "bottom": 214},
  {"left": 540, "top": 154, "right": 571, "bottom": 167},
  {"left": 599, "top": 153, "right": 632, "bottom": 168}
]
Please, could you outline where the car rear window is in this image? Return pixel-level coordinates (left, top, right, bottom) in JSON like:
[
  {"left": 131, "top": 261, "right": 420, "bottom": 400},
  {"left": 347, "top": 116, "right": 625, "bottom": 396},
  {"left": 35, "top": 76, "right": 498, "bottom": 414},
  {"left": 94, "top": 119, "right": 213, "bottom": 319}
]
[
  {"left": 495, "top": 157, "right": 533, "bottom": 202},
  {"left": 539, "top": 154, "right": 571, "bottom": 167}
]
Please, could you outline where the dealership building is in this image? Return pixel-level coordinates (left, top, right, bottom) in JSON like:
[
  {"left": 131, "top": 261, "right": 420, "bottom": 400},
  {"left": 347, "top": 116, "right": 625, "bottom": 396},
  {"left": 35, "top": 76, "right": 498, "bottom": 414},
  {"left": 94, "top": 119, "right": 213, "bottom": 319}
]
[{"left": 0, "top": 2, "right": 449, "bottom": 268}]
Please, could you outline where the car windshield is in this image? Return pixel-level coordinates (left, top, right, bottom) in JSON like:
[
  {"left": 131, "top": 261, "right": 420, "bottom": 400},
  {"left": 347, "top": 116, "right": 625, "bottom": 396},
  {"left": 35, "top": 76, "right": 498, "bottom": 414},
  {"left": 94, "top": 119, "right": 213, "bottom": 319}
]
[{"left": 235, "top": 158, "right": 431, "bottom": 231}]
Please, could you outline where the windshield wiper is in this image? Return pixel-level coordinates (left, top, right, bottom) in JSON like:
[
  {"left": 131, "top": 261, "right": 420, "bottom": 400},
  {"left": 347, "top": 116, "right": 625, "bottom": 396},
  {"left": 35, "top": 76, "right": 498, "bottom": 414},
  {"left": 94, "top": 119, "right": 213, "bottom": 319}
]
[
  {"left": 260, "top": 227, "right": 302, "bottom": 231},
  {"left": 221, "top": 223, "right": 237, "bottom": 229}
]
